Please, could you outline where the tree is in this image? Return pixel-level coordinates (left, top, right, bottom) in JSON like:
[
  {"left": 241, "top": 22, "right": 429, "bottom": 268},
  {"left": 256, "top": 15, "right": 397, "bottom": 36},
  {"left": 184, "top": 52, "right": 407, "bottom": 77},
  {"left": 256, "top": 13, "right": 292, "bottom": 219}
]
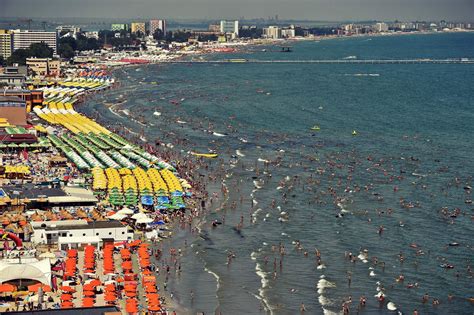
[
  {"left": 153, "top": 29, "right": 164, "bottom": 41},
  {"left": 172, "top": 30, "right": 192, "bottom": 43},
  {"left": 135, "top": 30, "right": 143, "bottom": 39},
  {"left": 0, "top": 55, "right": 5, "bottom": 67},
  {"left": 59, "top": 36, "right": 78, "bottom": 51},
  {"left": 28, "top": 42, "right": 54, "bottom": 58},
  {"left": 58, "top": 43, "right": 74, "bottom": 59},
  {"left": 7, "top": 48, "right": 30, "bottom": 65},
  {"left": 165, "top": 31, "right": 173, "bottom": 43},
  {"left": 198, "top": 34, "right": 218, "bottom": 42}
]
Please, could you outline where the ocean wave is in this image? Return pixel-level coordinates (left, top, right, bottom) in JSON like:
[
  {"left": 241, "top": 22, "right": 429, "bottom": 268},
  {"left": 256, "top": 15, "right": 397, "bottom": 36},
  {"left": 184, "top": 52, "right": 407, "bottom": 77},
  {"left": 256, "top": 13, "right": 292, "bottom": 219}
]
[
  {"left": 254, "top": 261, "right": 272, "bottom": 315},
  {"left": 345, "top": 73, "right": 380, "bottom": 77},
  {"left": 204, "top": 266, "right": 221, "bottom": 291},
  {"left": 108, "top": 105, "right": 122, "bottom": 117},
  {"left": 213, "top": 132, "right": 227, "bottom": 137}
]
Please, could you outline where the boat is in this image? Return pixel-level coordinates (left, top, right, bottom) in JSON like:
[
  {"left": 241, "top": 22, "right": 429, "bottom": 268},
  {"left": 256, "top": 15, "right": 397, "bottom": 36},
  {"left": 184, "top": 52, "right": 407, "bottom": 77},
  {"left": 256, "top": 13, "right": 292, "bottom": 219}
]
[
  {"left": 352, "top": 130, "right": 358, "bottom": 136},
  {"left": 310, "top": 125, "right": 320, "bottom": 131},
  {"left": 191, "top": 152, "right": 218, "bottom": 158}
]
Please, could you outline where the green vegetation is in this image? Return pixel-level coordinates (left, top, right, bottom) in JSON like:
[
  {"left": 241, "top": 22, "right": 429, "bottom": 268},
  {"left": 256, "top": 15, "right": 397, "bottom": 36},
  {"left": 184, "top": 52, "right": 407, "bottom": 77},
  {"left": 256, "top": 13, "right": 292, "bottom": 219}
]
[
  {"left": 239, "top": 27, "right": 263, "bottom": 39},
  {"left": 7, "top": 42, "right": 53, "bottom": 65},
  {"left": 152, "top": 29, "right": 164, "bottom": 41},
  {"left": 57, "top": 35, "right": 101, "bottom": 58}
]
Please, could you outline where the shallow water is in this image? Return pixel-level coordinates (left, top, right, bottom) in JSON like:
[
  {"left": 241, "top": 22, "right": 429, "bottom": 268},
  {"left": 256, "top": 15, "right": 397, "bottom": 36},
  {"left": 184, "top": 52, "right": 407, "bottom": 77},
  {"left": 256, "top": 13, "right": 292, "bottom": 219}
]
[{"left": 83, "top": 32, "right": 474, "bottom": 315}]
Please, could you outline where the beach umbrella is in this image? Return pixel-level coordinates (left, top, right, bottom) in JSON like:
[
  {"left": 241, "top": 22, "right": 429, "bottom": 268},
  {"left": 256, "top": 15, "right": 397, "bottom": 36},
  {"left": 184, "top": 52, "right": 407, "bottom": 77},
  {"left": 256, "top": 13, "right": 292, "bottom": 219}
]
[
  {"left": 0, "top": 284, "right": 16, "bottom": 293},
  {"left": 28, "top": 283, "right": 51, "bottom": 293},
  {"left": 148, "top": 305, "right": 161, "bottom": 311},
  {"left": 82, "top": 290, "right": 95, "bottom": 297},
  {"left": 60, "top": 294, "right": 73, "bottom": 301},
  {"left": 82, "top": 283, "right": 95, "bottom": 291},
  {"left": 82, "top": 297, "right": 95, "bottom": 307},
  {"left": 60, "top": 286, "right": 75, "bottom": 293},
  {"left": 86, "top": 279, "right": 102, "bottom": 286},
  {"left": 61, "top": 301, "right": 74, "bottom": 308}
]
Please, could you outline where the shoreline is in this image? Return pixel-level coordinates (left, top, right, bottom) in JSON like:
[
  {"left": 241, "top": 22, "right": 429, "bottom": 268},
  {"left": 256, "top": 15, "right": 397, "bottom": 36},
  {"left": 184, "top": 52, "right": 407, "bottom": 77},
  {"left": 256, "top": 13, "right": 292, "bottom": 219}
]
[{"left": 77, "top": 71, "right": 228, "bottom": 314}]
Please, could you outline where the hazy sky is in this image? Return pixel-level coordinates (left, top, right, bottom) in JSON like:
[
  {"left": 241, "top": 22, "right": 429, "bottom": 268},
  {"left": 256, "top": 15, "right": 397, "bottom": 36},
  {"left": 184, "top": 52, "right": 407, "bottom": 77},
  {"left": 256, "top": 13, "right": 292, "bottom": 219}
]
[{"left": 2, "top": 0, "right": 473, "bottom": 21}]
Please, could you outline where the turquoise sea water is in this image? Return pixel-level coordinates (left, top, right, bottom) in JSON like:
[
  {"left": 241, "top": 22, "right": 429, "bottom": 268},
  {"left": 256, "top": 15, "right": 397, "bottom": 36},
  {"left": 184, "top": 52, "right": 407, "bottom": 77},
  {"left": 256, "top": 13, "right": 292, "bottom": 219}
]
[{"left": 84, "top": 32, "right": 474, "bottom": 314}]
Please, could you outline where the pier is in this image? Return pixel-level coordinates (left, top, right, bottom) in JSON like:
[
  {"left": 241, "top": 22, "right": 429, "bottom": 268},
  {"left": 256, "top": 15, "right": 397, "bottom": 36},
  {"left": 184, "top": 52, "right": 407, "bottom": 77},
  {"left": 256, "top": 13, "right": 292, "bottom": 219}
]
[{"left": 167, "top": 58, "right": 474, "bottom": 64}]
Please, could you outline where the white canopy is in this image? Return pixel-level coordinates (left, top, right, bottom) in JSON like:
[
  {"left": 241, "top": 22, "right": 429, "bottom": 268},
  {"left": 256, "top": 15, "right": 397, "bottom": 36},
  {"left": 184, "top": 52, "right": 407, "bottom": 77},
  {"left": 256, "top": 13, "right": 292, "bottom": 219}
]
[
  {"left": 0, "top": 259, "right": 51, "bottom": 286},
  {"left": 136, "top": 217, "right": 154, "bottom": 224},
  {"left": 131, "top": 212, "right": 147, "bottom": 220},
  {"left": 117, "top": 208, "right": 134, "bottom": 215},
  {"left": 108, "top": 213, "right": 127, "bottom": 220}
]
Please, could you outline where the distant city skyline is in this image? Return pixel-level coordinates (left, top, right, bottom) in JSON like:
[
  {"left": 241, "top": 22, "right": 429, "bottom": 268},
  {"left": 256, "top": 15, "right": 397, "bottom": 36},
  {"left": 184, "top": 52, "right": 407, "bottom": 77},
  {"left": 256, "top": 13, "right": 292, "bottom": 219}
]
[{"left": 1, "top": 0, "right": 473, "bottom": 22}]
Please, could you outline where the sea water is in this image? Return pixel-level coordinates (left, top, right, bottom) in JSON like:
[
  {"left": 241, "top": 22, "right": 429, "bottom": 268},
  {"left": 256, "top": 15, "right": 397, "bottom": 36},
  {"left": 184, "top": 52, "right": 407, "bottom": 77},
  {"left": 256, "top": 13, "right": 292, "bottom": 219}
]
[{"left": 84, "top": 32, "right": 474, "bottom": 314}]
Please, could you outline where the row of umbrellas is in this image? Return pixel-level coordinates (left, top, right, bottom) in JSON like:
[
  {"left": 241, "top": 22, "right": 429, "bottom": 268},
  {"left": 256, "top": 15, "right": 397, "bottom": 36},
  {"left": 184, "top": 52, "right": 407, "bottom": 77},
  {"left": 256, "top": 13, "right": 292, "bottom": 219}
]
[{"left": 0, "top": 283, "right": 51, "bottom": 294}]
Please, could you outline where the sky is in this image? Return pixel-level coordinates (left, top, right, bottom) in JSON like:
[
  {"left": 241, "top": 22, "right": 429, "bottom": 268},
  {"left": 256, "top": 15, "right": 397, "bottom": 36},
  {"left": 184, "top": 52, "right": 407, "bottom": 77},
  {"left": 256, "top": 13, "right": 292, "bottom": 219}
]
[{"left": 1, "top": 0, "right": 473, "bottom": 21}]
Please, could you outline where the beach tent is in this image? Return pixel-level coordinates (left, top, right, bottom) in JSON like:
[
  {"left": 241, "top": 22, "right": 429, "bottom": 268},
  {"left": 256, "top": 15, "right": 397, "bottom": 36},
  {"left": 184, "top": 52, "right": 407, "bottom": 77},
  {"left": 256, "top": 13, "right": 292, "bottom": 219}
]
[{"left": 0, "top": 259, "right": 51, "bottom": 286}]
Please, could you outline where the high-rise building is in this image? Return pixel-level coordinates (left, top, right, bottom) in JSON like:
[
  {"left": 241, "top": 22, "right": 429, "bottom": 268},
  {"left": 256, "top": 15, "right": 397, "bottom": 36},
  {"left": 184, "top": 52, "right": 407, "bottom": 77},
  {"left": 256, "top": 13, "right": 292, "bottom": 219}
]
[
  {"left": 0, "top": 30, "right": 13, "bottom": 59},
  {"left": 111, "top": 24, "right": 129, "bottom": 31},
  {"left": 149, "top": 19, "right": 166, "bottom": 35},
  {"left": 11, "top": 30, "right": 57, "bottom": 54},
  {"left": 263, "top": 26, "right": 281, "bottom": 39},
  {"left": 281, "top": 27, "right": 296, "bottom": 38},
  {"left": 131, "top": 22, "right": 146, "bottom": 34},
  {"left": 220, "top": 20, "right": 239, "bottom": 38},
  {"left": 374, "top": 22, "right": 389, "bottom": 32}
]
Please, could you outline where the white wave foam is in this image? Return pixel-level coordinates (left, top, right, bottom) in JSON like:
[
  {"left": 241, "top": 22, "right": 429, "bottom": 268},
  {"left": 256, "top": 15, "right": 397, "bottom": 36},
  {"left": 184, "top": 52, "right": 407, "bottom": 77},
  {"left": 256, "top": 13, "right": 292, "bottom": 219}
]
[
  {"left": 387, "top": 302, "right": 397, "bottom": 311},
  {"left": 253, "top": 180, "right": 264, "bottom": 189},
  {"left": 109, "top": 106, "right": 122, "bottom": 117},
  {"left": 252, "top": 208, "right": 263, "bottom": 218},
  {"left": 255, "top": 262, "right": 270, "bottom": 289},
  {"left": 250, "top": 251, "right": 258, "bottom": 261},
  {"left": 322, "top": 308, "right": 341, "bottom": 315},
  {"left": 317, "top": 279, "right": 336, "bottom": 291},
  {"left": 204, "top": 266, "right": 220, "bottom": 290},
  {"left": 236, "top": 149, "right": 245, "bottom": 157}
]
